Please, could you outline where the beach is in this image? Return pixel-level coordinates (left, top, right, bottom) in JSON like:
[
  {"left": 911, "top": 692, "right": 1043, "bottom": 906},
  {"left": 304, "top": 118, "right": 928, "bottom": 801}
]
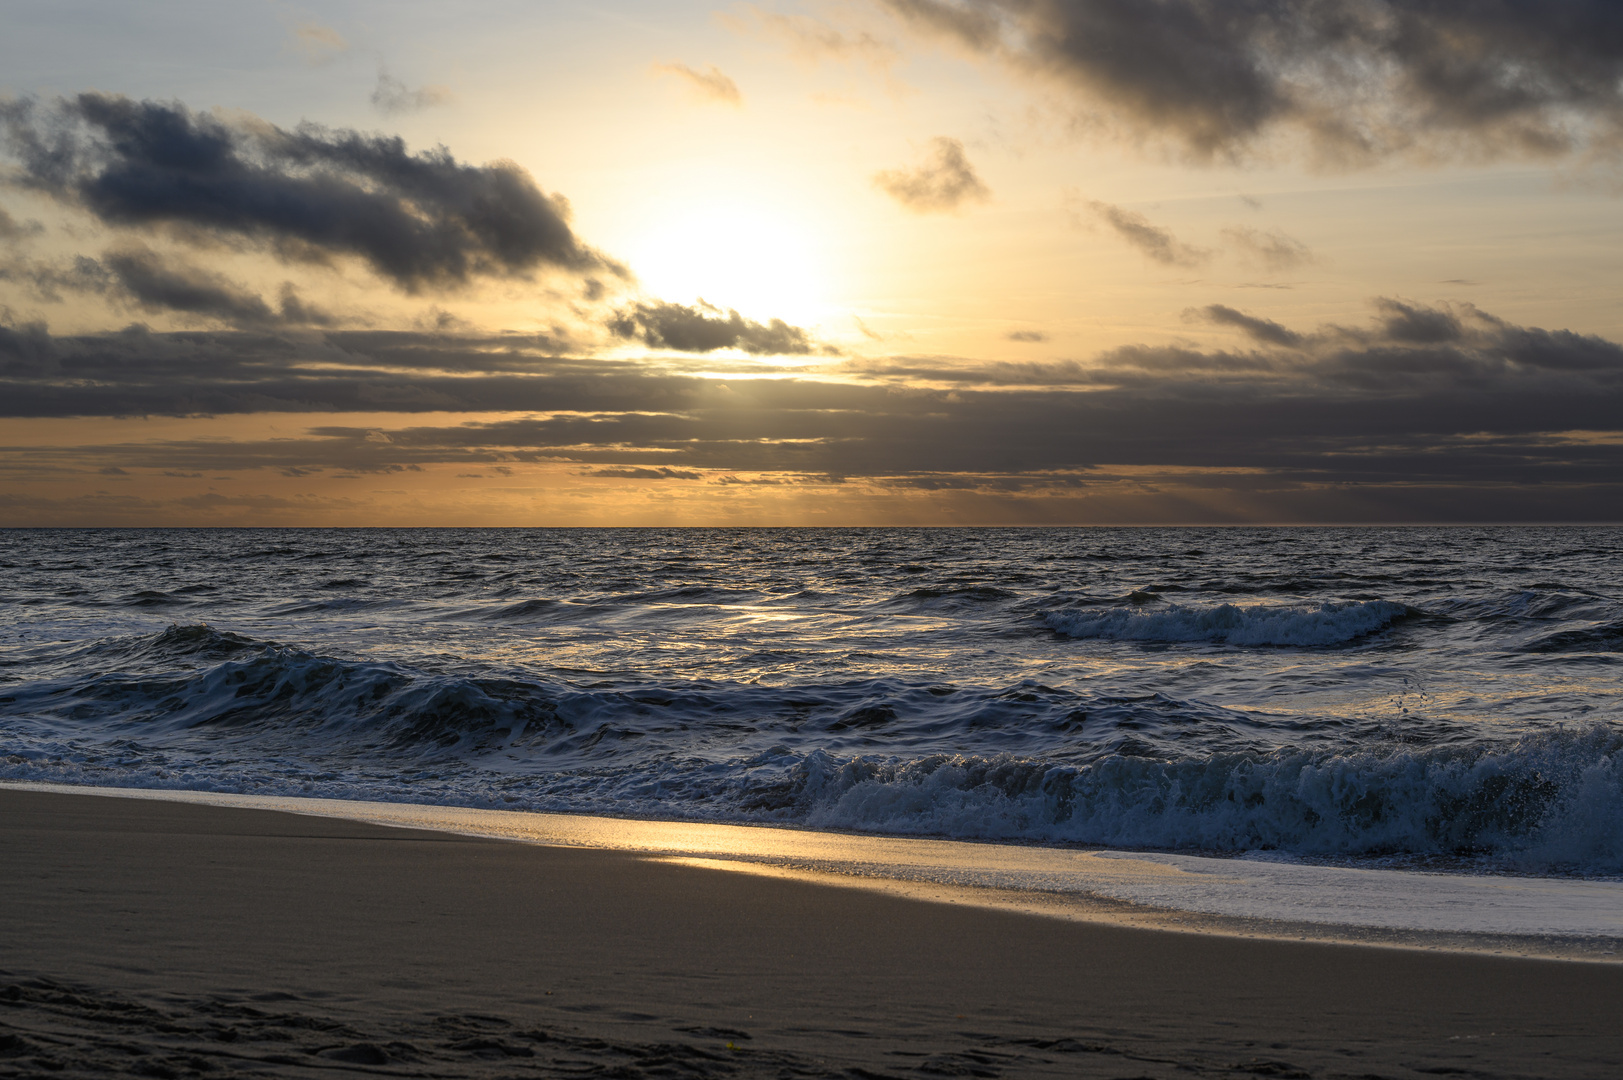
[{"left": 3, "top": 787, "right": 1621, "bottom": 1079}]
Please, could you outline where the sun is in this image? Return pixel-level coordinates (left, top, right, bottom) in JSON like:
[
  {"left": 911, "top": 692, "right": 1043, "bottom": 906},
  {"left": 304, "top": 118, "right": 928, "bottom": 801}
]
[{"left": 623, "top": 200, "right": 830, "bottom": 330}]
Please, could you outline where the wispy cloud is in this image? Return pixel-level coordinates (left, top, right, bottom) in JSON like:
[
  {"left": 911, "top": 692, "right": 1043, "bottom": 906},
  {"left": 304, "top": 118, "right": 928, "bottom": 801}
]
[
  {"left": 723, "top": 7, "right": 899, "bottom": 70},
  {"left": 0, "top": 207, "right": 42, "bottom": 240},
  {"left": 289, "top": 23, "right": 349, "bottom": 66},
  {"left": 653, "top": 63, "right": 743, "bottom": 106},
  {"left": 1088, "top": 202, "right": 1208, "bottom": 267},
  {"left": 371, "top": 69, "right": 452, "bottom": 115},
  {"left": 1221, "top": 226, "right": 1315, "bottom": 272}
]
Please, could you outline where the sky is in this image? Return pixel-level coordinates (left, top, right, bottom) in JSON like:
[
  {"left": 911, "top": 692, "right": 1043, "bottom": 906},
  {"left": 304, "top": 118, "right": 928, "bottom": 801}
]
[{"left": 3, "top": 0, "right": 1623, "bottom": 526}]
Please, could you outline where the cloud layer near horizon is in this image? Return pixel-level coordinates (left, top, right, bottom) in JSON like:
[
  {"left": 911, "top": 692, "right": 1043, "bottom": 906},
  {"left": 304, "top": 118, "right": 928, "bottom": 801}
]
[{"left": 3, "top": 299, "right": 1620, "bottom": 521}]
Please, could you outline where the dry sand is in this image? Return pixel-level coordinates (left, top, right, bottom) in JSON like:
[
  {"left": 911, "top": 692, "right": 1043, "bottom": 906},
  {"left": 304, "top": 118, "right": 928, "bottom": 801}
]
[{"left": 2, "top": 787, "right": 1620, "bottom": 1078}]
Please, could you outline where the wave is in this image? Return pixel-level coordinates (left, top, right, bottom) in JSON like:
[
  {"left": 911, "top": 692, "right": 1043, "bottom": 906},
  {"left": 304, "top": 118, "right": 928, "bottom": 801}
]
[
  {"left": 20, "top": 630, "right": 570, "bottom": 759},
  {"left": 891, "top": 586, "right": 1017, "bottom": 606},
  {"left": 1520, "top": 619, "right": 1623, "bottom": 654},
  {"left": 5, "top": 622, "right": 1621, "bottom": 875},
  {"left": 122, "top": 590, "right": 191, "bottom": 607},
  {"left": 788, "top": 726, "right": 1623, "bottom": 872},
  {"left": 1045, "top": 599, "right": 1415, "bottom": 647}
]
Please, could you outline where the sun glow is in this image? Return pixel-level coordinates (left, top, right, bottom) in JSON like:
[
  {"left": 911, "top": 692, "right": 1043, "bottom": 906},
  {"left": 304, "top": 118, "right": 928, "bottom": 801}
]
[{"left": 623, "top": 201, "right": 831, "bottom": 329}]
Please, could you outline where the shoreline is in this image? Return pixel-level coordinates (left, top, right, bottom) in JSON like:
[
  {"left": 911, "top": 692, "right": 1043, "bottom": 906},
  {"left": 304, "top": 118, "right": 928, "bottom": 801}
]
[
  {"left": 8, "top": 780, "right": 1622, "bottom": 963},
  {"left": 6, "top": 784, "right": 1623, "bottom": 1078}
]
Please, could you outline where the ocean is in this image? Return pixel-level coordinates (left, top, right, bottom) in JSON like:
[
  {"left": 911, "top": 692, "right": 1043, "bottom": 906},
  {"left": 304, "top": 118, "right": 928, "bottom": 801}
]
[{"left": 3, "top": 526, "right": 1621, "bottom": 881}]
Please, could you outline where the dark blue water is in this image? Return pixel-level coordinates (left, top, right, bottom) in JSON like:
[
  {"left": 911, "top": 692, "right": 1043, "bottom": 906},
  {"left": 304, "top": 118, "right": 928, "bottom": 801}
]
[{"left": 2, "top": 527, "right": 1620, "bottom": 874}]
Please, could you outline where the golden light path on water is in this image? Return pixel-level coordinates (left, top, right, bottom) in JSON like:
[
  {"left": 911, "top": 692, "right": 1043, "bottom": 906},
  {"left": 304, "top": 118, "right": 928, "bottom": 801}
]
[{"left": 13, "top": 783, "right": 1623, "bottom": 960}]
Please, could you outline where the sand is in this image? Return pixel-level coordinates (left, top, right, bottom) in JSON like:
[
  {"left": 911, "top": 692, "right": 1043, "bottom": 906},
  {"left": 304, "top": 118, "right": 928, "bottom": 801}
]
[{"left": 2, "top": 787, "right": 1621, "bottom": 1078}]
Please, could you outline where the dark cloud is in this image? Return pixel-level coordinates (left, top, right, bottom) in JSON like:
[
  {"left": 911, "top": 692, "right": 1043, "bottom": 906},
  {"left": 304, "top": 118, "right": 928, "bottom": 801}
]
[
  {"left": 370, "top": 70, "right": 453, "bottom": 116},
  {"left": 1089, "top": 201, "right": 1208, "bottom": 266},
  {"left": 0, "top": 93, "right": 619, "bottom": 291},
  {"left": 1221, "top": 225, "right": 1314, "bottom": 271},
  {"left": 609, "top": 300, "right": 824, "bottom": 355},
  {"left": 880, "top": 0, "right": 1623, "bottom": 164},
  {"left": 1368, "top": 296, "right": 1465, "bottom": 345},
  {"left": 873, "top": 137, "right": 990, "bottom": 213},
  {"left": 653, "top": 63, "right": 743, "bottom": 106},
  {"left": 1007, "top": 330, "right": 1047, "bottom": 342}
]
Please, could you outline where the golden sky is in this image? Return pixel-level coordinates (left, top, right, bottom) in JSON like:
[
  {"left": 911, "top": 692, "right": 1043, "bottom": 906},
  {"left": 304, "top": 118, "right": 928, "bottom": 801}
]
[{"left": 3, "top": 0, "right": 1623, "bottom": 524}]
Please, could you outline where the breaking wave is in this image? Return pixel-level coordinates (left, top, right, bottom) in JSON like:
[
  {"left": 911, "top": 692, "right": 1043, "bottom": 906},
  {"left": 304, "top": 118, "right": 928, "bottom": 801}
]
[{"left": 788, "top": 727, "right": 1623, "bottom": 873}]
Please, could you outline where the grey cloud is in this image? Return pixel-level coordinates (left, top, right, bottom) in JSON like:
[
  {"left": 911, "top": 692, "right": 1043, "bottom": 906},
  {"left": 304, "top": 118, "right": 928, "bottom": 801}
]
[
  {"left": 882, "top": 0, "right": 1001, "bottom": 49},
  {"left": 1090, "top": 201, "right": 1208, "bottom": 267},
  {"left": 371, "top": 70, "right": 453, "bottom": 116},
  {"left": 100, "top": 247, "right": 278, "bottom": 326},
  {"left": 1221, "top": 225, "right": 1314, "bottom": 271},
  {"left": 654, "top": 63, "right": 743, "bottom": 106},
  {"left": 1094, "top": 342, "right": 1274, "bottom": 376},
  {"left": 1191, "top": 303, "right": 1303, "bottom": 347},
  {"left": 844, "top": 355, "right": 1093, "bottom": 385},
  {"left": 0, "top": 253, "right": 110, "bottom": 303},
  {"left": 1370, "top": 296, "right": 1465, "bottom": 344},
  {"left": 592, "top": 466, "right": 703, "bottom": 480},
  {"left": 874, "top": 137, "right": 990, "bottom": 213},
  {"left": 1007, "top": 330, "right": 1047, "bottom": 342},
  {"left": 880, "top": 0, "right": 1623, "bottom": 164},
  {"left": 4, "top": 245, "right": 334, "bottom": 327},
  {"left": 0, "top": 207, "right": 43, "bottom": 239},
  {"left": 0, "top": 93, "right": 620, "bottom": 291},
  {"left": 609, "top": 300, "right": 823, "bottom": 355}
]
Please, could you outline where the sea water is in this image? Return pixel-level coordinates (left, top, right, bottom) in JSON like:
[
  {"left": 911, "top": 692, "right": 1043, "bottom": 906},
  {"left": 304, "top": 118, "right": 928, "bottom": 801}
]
[{"left": 2, "top": 527, "right": 1620, "bottom": 880}]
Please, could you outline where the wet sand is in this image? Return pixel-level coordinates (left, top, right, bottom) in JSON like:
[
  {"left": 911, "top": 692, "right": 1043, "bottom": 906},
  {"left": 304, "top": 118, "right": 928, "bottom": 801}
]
[{"left": 2, "top": 787, "right": 1620, "bottom": 1078}]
